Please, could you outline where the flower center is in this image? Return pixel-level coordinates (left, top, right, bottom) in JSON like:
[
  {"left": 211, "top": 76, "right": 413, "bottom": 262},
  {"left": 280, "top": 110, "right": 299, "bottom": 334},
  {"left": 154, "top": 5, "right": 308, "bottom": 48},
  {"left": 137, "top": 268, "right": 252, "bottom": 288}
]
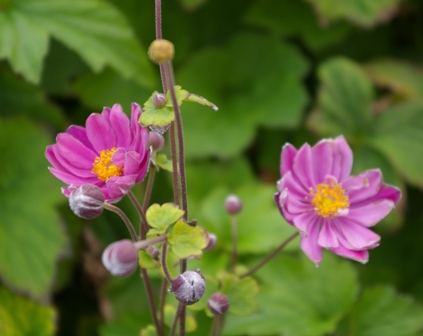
[
  {"left": 92, "top": 147, "right": 123, "bottom": 182},
  {"left": 310, "top": 182, "right": 349, "bottom": 218}
]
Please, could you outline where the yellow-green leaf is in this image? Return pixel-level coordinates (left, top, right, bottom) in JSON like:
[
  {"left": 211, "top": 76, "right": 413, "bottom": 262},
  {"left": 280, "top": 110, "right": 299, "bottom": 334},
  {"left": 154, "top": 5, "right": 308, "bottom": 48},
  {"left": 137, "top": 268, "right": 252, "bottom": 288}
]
[
  {"left": 146, "top": 203, "right": 184, "bottom": 233},
  {"left": 167, "top": 220, "right": 208, "bottom": 259}
]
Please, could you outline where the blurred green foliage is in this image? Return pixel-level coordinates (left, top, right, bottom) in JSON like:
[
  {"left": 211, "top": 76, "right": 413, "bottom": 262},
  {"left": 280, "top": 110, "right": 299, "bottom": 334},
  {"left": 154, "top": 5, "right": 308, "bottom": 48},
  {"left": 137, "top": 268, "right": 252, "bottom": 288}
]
[{"left": 1, "top": 0, "right": 423, "bottom": 335}]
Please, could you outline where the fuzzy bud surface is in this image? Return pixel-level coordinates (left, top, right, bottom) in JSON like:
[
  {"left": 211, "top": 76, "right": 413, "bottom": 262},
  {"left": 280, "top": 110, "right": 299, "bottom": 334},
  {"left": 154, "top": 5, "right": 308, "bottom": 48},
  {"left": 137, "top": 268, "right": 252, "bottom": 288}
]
[
  {"left": 148, "top": 39, "right": 175, "bottom": 64},
  {"left": 69, "top": 184, "right": 105, "bottom": 219},
  {"left": 102, "top": 239, "right": 138, "bottom": 277},
  {"left": 170, "top": 269, "right": 205, "bottom": 305},
  {"left": 207, "top": 293, "right": 229, "bottom": 315}
]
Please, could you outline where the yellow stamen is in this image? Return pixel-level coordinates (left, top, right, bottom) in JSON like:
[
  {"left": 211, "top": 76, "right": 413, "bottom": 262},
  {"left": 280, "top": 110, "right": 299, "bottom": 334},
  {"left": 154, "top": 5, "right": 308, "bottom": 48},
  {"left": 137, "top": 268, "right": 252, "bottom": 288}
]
[
  {"left": 310, "top": 182, "right": 349, "bottom": 218},
  {"left": 92, "top": 147, "right": 123, "bottom": 182}
]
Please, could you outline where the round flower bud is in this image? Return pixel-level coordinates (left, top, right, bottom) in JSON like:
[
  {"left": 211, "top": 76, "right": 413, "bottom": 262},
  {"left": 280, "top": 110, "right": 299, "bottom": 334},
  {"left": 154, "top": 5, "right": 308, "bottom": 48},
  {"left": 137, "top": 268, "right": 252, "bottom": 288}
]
[
  {"left": 69, "top": 184, "right": 105, "bottom": 219},
  {"left": 204, "top": 232, "right": 217, "bottom": 251},
  {"left": 148, "top": 39, "right": 175, "bottom": 64},
  {"left": 146, "top": 245, "right": 160, "bottom": 260},
  {"left": 224, "top": 195, "right": 242, "bottom": 215},
  {"left": 147, "top": 131, "right": 165, "bottom": 151},
  {"left": 207, "top": 293, "right": 229, "bottom": 315},
  {"left": 102, "top": 239, "right": 138, "bottom": 277},
  {"left": 152, "top": 93, "right": 167, "bottom": 108},
  {"left": 170, "top": 269, "right": 205, "bottom": 305}
]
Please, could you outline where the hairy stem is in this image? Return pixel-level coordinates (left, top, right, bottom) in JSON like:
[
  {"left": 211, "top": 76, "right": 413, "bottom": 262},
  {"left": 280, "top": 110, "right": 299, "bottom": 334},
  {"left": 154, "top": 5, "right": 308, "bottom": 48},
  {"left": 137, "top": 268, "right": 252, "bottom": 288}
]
[
  {"left": 128, "top": 191, "right": 149, "bottom": 239},
  {"left": 142, "top": 164, "right": 156, "bottom": 213},
  {"left": 141, "top": 268, "right": 163, "bottom": 336},
  {"left": 103, "top": 202, "right": 137, "bottom": 242},
  {"left": 161, "top": 241, "right": 174, "bottom": 283},
  {"left": 133, "top": 235, "right": 167, "bottom": 250},
  {"left": 240, "top": 232, "right": 300, "bottom": 279}
]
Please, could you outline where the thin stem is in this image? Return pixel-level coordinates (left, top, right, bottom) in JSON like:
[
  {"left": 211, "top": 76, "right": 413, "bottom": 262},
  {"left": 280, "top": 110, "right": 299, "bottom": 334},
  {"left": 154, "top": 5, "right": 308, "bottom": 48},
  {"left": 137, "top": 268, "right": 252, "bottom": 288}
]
[
  {"left": 142, "top": 164, "right": 156, "bottom": 213},
  {"left": 103, "top": 202, "right": 137, "bottom": 242},
  {"left": 155, "top": 0, "right": 162, "bottom": 39},
  {"left": 240, "top": 232, "right": 300, "bottom": 279},
  {"left": 211, "top": 314, "right": 222, "bottom": 336},
  {"left": 169, "top": 124, "right": 181, "bottom": 207},
  {"left": 128, "top": 191, "right": 149, "bottom": 238},
  {"left": 159, "top": 278, "right": 168, "bottom": 334},
  {"left": 178, "top": 302, "right": 186, "bottom": 336},
  {"left": 170, "top": 303, "right": 183, "bottom": 336},
  {"left": 161, "top": 241, "right": 174, "bottom": 283},
  {"left": 133, "top": 235, "right": 167, "bottom": 250},
  {"left": 230, "top": 216, "right": 238, "bottom": 273},
  {"left": 141, "top": 268, "right": 163, "bottom": 336}
]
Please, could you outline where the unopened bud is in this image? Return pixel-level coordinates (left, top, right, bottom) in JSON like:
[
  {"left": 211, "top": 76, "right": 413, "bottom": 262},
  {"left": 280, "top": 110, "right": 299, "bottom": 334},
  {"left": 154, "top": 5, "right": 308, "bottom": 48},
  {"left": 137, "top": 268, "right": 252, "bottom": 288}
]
[
  {"left": 225, "top": 195, "right": 242, "bottom": 215},
  {"left": 102, "top": 239, "right": 138, "bottom": 277},
  {"left": 148, "top": 39, "right": 174, "bottom": 64},
  {"left": 170, "top": 269, "right": 205, "bottom": 305},
  {"left": 207, "top": 293, "right": 229, "bottom": 315},
  {"left": 152, "top": 93, "right": 167, "bottom": 108},
  {"left": 146, "top": 245, "right": 160, "bottom": 260},
  {"left": 205, "top": 232, "right": 217, "bottom": 251},
  {"left": 148, "top": 131, "right": 165, "bottom": 151},
  {"left": 69, "top": 184, "right": 105, "bottom": 219}
]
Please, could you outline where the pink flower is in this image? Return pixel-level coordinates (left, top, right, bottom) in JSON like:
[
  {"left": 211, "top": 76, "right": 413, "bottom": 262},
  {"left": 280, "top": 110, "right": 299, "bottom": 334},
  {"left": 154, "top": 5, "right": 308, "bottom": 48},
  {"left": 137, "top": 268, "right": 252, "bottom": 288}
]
[
  {"left": 46, "top": 103, "right": 150, "bottom": 203},
  {"left": 274, "top": 136, "right": 401, "bottom": 265}
]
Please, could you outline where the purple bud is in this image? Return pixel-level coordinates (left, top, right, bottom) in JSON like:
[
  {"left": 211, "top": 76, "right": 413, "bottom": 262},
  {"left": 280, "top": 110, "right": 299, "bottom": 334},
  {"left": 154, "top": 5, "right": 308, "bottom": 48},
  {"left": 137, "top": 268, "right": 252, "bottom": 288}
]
[
  {"left": 170, "top": 269, "right": 205, "bottom": 305},
  {"left": 69, "top": 184, "right": 105, "bottom": 219},
  {"left": 224, "top": 195, "right": 242, "bottom": 215},
  {"left": 102, "top": 239, "right": 138, "bottom": 277},
  {"left": 148, "top": 131, "right": 165, "bottom": 151},
  {"left": 204, "top": 232, "right": 217, "bottom": 251},
  {"left": 152, "top": 93, "right": 167, "bottom": 108},
  {"left": 146, "top": 245, "right": 160, "bottom": 260},
  {"left": 207, "top": 293, "right": 229, "bottom": 315}
]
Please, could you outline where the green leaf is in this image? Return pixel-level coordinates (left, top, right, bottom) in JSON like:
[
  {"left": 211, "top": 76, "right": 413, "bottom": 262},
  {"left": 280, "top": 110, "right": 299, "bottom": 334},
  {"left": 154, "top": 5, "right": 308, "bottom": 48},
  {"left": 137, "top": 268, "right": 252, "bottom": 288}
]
[
  {"left": 146, "top": 203, "right": 184, "bottom": 233},
  {"left": 308, "top": 57, "right": 374, "bottom": 138},
  {"left": 224, "top": 253, "right": 358, "bottom": 336},
  {"left": 0, "top": 0, "right": 155, "bottom": 86},
  {"left": 0, "top": 117, "right": 67, "bottom": 298},
  {"left": 221, "top": 275, "right": 259, "bottom": 316},
  {"left": 339, "top": 286, "right": 423, "bottom": 336},
  {"left": 244, "top": 0, "right": 352, "bottom": 51},
  {"left": 139, "top": 325, "right": 156, "bottom": 336},
  {"left": 304, "top": 0, "right": 401, "bottom": 27},
  {"left": 0, "top": 286, "right": 56, "bottom": 335},
  {"left": 138, "top": 250, "right": 157, "bottom": 269},
  {"left": 155, "top": 153, "right": 173, "bottom": 172},
  {"left": 364, "top": 58, "right": 423, "bottom": 100},
  {"left": 369, "top": 101, "right": 423, "bottom": 189},
  {"left": 164, "top": 305, "right": 197, "bottom": 332},
  {"left": 178, "top": 0, "right": 207, "bottom": 11},
  {"left": 99, "top": 311, "right": 152, "bottom": 336},
  {"left": 167, "top": 220, "right": 208, "bottom": 259}
]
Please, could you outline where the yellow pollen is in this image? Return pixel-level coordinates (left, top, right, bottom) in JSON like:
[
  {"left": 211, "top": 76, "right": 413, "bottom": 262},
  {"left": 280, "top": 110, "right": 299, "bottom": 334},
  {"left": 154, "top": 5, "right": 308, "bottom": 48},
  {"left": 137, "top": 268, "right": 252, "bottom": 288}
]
[
  {"left": 92, "top": 147, "right": 123, "bottom": 182},
  {"left": 310, "top": 182, "right": 349, "bottom": 218}
]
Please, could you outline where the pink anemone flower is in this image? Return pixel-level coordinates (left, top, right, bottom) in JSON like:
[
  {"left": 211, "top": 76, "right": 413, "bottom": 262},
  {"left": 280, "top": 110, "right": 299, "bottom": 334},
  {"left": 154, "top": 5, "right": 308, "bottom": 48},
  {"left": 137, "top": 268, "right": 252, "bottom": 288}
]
[
  {"left": 46, "top": 103, "right": 150, "bottom": 203},
  {"left": 274, "top": 135, "right": 401, "bottom": 265}
]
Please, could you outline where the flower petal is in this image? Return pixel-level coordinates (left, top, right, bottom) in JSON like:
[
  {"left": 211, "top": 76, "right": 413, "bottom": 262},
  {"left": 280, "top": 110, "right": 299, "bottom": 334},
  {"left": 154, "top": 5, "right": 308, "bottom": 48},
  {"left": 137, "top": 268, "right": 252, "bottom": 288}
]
[
  {"left": 280, "top": 143, "right": 297, "bottom": 176},
  {"left": 109, "top": 104, "right": 131, "bottom": 148},
  {"left": 331, "top": 245, "right": 369, "bottom": 264},
  {"left": 348, "top": 199, "right": 396, "bottom": 227},
  {"left": 312, "top": 139, "right": 333, "bottom": 184},
  {"left": 347, "top": 169, "right": 382, "bottom": 204},
  {"left": 300, "top": 217, "right": 322, "bottom": 265},
  {"left": 49, "top": 167, "right": 98, "bottom": 186},
  {"left": 66, "top": 125, "right": 95, "bottom": 151},
  {"left": 331, "top": 136, "right": 353, "bottom": 181},
  {"left": 123, "top": 151, "right": 141, "bottom": 175},
  {"left": 337, "top": 218, "right": 380, "bottom": 250},
  {"left": 86, "top": 113, "right": 116, "bottom": 152},
  {"left": 293, "top": 211, "right": 318, "bottom": 236},
  {"left": 292, "top": 144, "right": 316, "bottom": 189},
  {"left": 56, "top": 133, "right": 97, "bottom": 169},
  {"left": 318, "top": 220, "right": 339, "bottom": 249}
]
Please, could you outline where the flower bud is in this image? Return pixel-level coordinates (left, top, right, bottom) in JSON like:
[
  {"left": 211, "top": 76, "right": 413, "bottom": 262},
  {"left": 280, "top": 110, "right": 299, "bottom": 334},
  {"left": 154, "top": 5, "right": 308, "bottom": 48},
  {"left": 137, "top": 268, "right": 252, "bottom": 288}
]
[
  {"left": 224, "top": 195, "right": 242, "bottom": 215},
  {"left": 148, "top": 131, "right": 165, "bottom": 151},
  {"left": 204, "top": 232, "right": 217, "bottom": 251},
  {"left": 69, "top": 184, "right": 105, "bottom": 219},
  {"left": 102, "top": 239, "right": 138, "bottom": 277},
  {"left": 152, "top": 93, "right": 167, "bottom": 108},
  {"left": 170, "top": 269, "right": 205, "bottom": 305},
  {"left": 146, "top": 245, "right": 160, "bottom": 260},
  {"left": 207, "top": 293, "right": 229, "bottom": 315},
  {"left": 148, "top": 39, "right": 175, "bottom": 64}
]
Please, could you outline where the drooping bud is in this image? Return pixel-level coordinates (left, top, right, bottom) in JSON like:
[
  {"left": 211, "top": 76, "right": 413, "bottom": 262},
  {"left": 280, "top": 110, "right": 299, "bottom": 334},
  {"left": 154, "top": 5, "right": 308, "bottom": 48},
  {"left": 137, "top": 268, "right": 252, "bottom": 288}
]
[
  {"left": 148, "top": 39, "right": 175, "bottom": 64},
  {"left": 204, "top": 232, "right": 217, "bottom": 251},
  {"left": 224, "top": 195, "right": 242, "bottom": 215},
  {"left": 102, "top": 239, "right": 138, "bottom": 277},
  {"left": 148, "top": 131, "right": 165, "bottom": 151},
  {"left": 170, "top": 269, "right": 205, "bottom": 305},
  {"left": 207, "top": 293, "right": 229, "bottom": 315},
  {"left": 152, "top": 93, "right": 167, "bottom": 108},
  {"left": 69, "top": 184, "right": 105, "bottom": 219},
  {"left": 146, "top": 245, "right": 160, "bottom": 261}
]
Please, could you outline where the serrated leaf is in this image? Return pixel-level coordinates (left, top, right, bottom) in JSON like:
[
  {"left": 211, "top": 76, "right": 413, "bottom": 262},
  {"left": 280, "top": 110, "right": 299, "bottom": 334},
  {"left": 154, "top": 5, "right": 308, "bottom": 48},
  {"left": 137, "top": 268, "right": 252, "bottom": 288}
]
[
  {"left": 184, "top": 92, "right": 218, "bottom": 111},
  {"left": 0, "top": 287, "right": 56, "bottom": 335},
  {"left": 221, "top": 275, "right": 259, "bottom": 316},
  {"left": 155, "top": 153, "right": 173, "bottom": 172},
  {"left": 167, "top": 220, "right": 208, "bottom": 259},
  {"left": 146, "top": 203, "right": 184, "bottom": 233},
  {"left": 164, "top": 305, "right": 197, "bottom": 332},
  {"left": 369, "top": 101, "right": 423, "bottom": 189},
  {"left": 0, "top": 117, "right": 67, "bottom": 298},
  {"left": 304, "top": 0, "right": 400, "bottom": 27},
  {"left": 1, "top": 0, "right": 155, "bottom": 86},
  {"left": 224, "top": 253, "right": 358, "bottom": 336},
  {"left": 339, "top": 286, "right": 423, "bottom": 336},
  {"left": 308, "top": 57, "right": 374, "bottom": 138}
]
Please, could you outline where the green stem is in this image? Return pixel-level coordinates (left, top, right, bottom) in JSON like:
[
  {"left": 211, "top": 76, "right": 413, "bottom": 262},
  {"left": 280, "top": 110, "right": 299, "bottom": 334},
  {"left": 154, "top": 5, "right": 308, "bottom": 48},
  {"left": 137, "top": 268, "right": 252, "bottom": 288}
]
[
  {"left": 103, "top": 202, "right": 137, "bottom": 242},
  {"left": 161, "top": 241, "right": 174, "bottom": 283},
  {"left": 133, "top": 235, "right": 167, "bottom": 250},
  {"left": 240, "top": 232, "right": 299, "bottom": 279}
]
